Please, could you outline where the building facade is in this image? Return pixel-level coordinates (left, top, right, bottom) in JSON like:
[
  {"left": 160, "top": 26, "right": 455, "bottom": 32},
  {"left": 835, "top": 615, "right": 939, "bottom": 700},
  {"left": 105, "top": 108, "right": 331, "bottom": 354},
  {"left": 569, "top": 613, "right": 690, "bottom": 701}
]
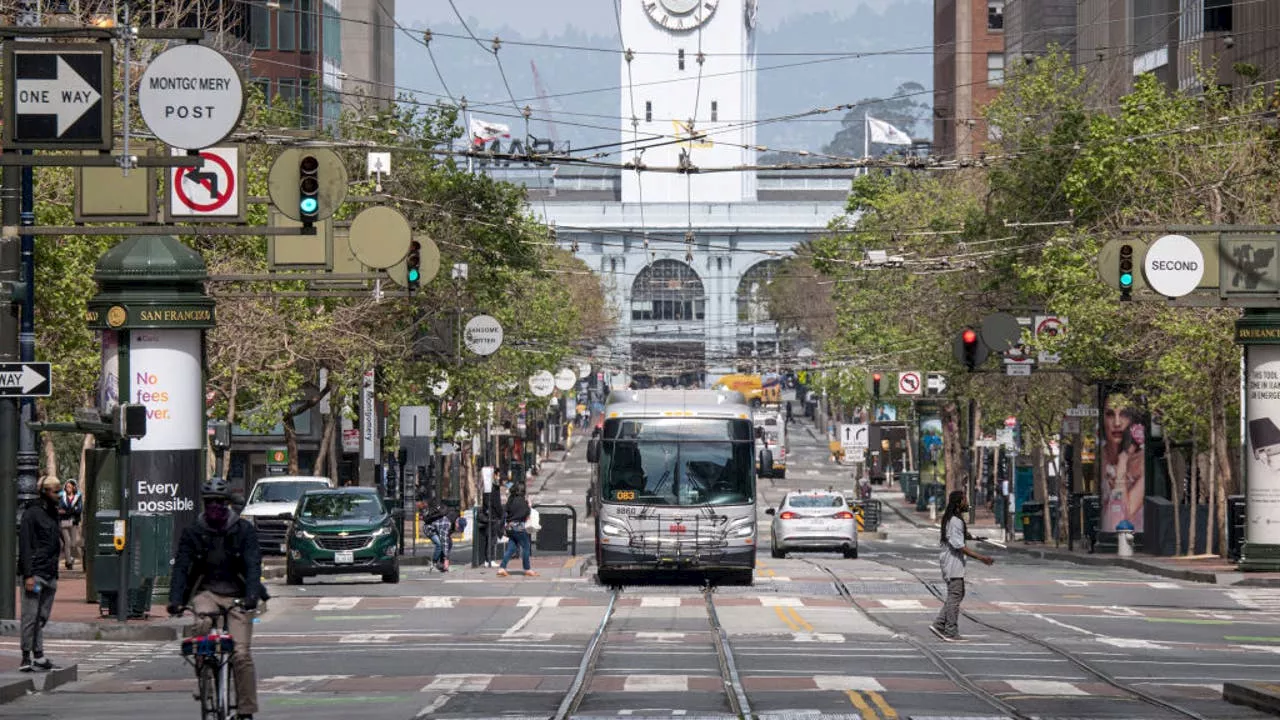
[
  {"left": 493, "top": 0, "right": 853, "bottom": 387},
  {"left": 339, "top": 0, "right": 397, "bottom": 111},
  {"left": 933, "top": 0, "right": 1006, "bottom": 159}
]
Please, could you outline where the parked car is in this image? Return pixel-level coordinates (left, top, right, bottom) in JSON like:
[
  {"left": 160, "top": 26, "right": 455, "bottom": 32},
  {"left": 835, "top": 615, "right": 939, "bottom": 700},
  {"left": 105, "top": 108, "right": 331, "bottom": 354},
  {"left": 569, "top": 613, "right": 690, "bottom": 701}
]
[
  {"left": 767, "top": 490, "right": 858, "bottom": 559},
  {"left": 286, "top": 487, "right": 400, "bottom": 585},
  {"left": 241, "top": 476, "right": 334, "bottom": 554}
]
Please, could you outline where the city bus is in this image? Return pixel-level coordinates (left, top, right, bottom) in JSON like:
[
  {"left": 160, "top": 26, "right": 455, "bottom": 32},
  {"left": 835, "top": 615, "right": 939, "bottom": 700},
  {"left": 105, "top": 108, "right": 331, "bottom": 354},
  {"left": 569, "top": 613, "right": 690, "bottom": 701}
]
[{"left": 587, "top": 389, "right": 760, "bottom": 585}]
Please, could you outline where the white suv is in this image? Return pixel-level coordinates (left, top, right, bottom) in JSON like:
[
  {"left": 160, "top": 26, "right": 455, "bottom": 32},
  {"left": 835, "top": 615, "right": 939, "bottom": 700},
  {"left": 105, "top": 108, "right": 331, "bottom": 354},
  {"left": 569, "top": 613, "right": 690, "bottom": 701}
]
[{"left": 242, "top": 476, "right": 333, "bottom": 554}]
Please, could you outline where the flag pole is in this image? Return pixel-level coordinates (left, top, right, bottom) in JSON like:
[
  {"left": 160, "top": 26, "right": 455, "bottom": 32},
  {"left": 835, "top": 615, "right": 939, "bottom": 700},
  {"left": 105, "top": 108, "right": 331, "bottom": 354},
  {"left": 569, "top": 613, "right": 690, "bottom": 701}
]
[{"left": 863, "top": 113, "right": 870, "bottom": 177}]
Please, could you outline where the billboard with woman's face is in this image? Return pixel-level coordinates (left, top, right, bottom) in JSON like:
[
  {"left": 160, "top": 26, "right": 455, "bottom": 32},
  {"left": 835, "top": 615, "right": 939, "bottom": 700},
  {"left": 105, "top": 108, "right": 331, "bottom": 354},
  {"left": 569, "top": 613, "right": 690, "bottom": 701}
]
[{"left": 1100, "top": 392, "right": 1146, "bottom": 532}]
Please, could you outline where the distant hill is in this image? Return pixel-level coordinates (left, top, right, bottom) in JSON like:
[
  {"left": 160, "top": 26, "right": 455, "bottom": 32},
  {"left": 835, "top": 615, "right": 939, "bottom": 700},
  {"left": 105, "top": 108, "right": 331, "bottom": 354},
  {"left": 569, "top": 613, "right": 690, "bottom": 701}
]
[{"left": 396, "top": 1, "right": 932, "bottom": 154}]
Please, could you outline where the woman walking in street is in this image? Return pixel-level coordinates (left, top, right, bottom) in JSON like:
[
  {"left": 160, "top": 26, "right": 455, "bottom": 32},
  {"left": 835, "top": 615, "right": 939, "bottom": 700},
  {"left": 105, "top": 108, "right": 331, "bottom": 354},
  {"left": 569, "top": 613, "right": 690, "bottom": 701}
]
[
  {"left": 931, "top": 490, "right": 993, "bottom": 642},
  {"left": 497, "top": 482, "right": 537, "bottom": 577},
  {"left": 58, "top": 480, "right": 83, "bottom": 571}
]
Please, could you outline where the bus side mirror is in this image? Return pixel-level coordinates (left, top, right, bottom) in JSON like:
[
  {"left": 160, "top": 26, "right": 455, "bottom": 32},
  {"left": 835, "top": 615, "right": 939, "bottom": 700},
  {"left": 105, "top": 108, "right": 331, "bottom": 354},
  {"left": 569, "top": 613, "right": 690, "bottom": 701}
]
[{"left": 587, "top": 438, "right": 601, "bottom": 464}]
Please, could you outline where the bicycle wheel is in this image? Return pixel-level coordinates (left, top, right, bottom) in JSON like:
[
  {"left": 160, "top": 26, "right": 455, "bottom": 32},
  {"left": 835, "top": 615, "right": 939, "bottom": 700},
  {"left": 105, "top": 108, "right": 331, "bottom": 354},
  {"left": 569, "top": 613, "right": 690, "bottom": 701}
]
[
  {"left": 196, "top": 659, "right": 218, "bottom": 720},
  {"left": 224, "top": 658, "right": 238, "bottom": 720},
  {"left": 218, "top": 658, "right": 234, "bottom": 720}
]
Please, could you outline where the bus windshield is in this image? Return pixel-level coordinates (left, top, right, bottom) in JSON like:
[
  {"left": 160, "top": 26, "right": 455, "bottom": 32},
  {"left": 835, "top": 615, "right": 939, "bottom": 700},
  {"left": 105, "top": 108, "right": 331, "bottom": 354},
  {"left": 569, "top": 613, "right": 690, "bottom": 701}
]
[{"left": 600, "top": 418, "right": 754, "bottom": 506}]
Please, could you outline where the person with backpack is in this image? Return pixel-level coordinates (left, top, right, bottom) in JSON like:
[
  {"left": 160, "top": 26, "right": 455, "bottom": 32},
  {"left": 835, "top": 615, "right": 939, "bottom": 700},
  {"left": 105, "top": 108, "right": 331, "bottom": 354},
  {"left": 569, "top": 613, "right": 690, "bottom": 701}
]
[
  {"left": 930, "top": 490, "right": 994, "bottom": 642},
  {"left": 423, "top": 502, "right": 454, "bottom": 572},
  {"left": 167, "top": 478, "right": 266, "bottom": 720},
  {"left": 496, "top": 482, "right": 537, "bottom": 577}
]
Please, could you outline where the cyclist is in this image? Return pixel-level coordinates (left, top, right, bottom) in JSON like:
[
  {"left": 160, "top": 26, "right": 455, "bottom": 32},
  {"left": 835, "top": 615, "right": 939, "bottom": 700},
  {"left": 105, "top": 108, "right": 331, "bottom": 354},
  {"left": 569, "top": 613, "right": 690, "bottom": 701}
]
[{"left": 167, "top": 477, "right": 265, "bottom": 720}]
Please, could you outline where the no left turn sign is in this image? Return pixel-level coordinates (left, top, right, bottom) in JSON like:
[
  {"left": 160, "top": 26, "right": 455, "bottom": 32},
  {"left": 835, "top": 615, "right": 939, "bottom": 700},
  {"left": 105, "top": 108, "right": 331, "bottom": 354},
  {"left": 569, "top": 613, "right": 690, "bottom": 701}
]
[
  {"left": 168, "top": 146, "right": 243, "bottom": 221},
  {"left": 898, "top": 371, "right": 922, "bottom": 396}
]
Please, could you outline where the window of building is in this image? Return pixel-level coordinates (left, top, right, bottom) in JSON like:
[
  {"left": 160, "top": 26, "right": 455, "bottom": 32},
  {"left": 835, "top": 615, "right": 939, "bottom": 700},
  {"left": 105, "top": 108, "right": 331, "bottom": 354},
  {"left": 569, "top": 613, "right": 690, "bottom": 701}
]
[
  {"left": 252, "top": 77, "right": 271, "bottom": 104},
  {"left": 278, "top": 77, "right": 297, "bottom": 106},
  {"left": 250, "top": 4, "right": 271, "bottom": 49},
  {"left": 987, "top": 0, "right": 1004, "bottom": 31},
  {"left": 678, "top": 48, "right": 685, "bottom": 70},
  {"left": 711, "top": 101, "right": 718, "bottom": 122},
  {"left": 300, "top": 83, "right": 314, "bottom": 128},
  {"left": 645, "top": 101, "right": 652, "bottom": 122},
  {"left": 631, "top": 260, "right": 705, "bottom": 322},
  {"left": 987, "top": 52, "right": 1005, "bottom": 86},
  {"left": 1204, "top": 0, "right": 1232, "bottom": 32},
  {"left": 299, "top": 0, "right": 315, "bottom": 52},
  {"left": 277, "top": 0, "right": 296, "bottom": 52}
]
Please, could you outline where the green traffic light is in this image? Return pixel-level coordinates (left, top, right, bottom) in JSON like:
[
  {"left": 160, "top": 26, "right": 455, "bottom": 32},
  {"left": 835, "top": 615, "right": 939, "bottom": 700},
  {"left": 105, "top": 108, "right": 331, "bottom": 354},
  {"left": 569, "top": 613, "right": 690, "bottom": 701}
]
[
  {"left": 407, "top": 268, "right": 420, "bottom": 283},
  {"left": 1119, "top": 272, "right": 1133, "bottom": 287},
  {"left": 300, "top": 197, "right": 318, "bottom": 214}
]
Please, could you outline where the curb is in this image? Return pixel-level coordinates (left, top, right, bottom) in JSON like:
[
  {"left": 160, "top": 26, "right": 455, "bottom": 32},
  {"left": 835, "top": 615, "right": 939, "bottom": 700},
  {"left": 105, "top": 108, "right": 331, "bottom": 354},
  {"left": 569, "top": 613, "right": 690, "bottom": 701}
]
[
  {"left": 0, "top": 664, "right": 79, "bottom": 704},
  {"left": 998, "top": 543, "right": 1280, "bottom": 587},
  {"left": 1224, "top": 681, "right": 1280, "bottom": 715},
  {"left": 0, "top": 618, "right": 181, "bottom": 642}
]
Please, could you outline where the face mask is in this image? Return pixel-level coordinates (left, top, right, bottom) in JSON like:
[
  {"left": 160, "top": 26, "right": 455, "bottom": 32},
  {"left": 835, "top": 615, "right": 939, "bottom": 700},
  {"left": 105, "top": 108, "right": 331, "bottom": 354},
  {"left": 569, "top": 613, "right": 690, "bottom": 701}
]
[{"left": 205, "top": 501, "right": 230, "bottom": 527}]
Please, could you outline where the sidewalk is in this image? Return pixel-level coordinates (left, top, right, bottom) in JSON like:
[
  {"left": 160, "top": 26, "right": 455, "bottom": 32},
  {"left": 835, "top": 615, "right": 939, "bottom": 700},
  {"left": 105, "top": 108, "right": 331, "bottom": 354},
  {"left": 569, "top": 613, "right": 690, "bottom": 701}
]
[
  {"left": 879, "top": 488, "right": 1280, "bottom": 588},
  {"left": 3, "top": 574, "right": 184, "bottom": 643}
]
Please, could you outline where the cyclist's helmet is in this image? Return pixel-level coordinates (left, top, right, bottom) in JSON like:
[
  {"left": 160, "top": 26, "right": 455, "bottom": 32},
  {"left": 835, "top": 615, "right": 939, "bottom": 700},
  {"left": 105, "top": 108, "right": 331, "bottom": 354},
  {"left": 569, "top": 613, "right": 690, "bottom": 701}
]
[{"left": 200, "top": 476, "right": 233, "bottom": 500}]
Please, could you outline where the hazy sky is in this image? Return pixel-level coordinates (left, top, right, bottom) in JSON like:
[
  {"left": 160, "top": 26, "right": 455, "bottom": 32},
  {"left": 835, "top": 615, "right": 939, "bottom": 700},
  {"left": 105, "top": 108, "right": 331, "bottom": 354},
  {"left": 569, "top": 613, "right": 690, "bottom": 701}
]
[{"left": 398, "top": 1, "right": 907, "bottom": 36}]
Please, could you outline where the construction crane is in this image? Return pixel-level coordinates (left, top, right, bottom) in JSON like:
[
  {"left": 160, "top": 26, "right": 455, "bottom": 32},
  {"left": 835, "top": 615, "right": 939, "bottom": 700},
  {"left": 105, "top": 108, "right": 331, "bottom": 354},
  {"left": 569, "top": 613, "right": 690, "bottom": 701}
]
[{"left": 530, "top": 60, "right": 561, "bottom": 148}]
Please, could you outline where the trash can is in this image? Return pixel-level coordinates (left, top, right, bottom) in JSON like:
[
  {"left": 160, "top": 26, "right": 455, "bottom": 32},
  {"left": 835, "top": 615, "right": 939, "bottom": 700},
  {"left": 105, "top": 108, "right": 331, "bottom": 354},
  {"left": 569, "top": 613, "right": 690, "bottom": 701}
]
[
  {"left": 1022, "top": 501, "right": 1046, "bottom": 542},
  {"left": 901, "top": 472, "right": 919, "bottom": 503},
  {"left": 1116, "top": 519, "right": 1135, "bottom": 557},
  {"left": 535, "top": 509, "right": 571, "bottom": 552}
]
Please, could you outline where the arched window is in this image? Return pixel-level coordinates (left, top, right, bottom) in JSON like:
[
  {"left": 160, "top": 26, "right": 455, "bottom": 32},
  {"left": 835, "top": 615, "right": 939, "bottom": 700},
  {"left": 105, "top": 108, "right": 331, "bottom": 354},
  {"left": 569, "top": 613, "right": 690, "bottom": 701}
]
[
  {"left": 631, "top": 260, "right": 705, "bottom": 321},
  {"left": 736, "top": 260, "right": 780, "bottom": 322}
]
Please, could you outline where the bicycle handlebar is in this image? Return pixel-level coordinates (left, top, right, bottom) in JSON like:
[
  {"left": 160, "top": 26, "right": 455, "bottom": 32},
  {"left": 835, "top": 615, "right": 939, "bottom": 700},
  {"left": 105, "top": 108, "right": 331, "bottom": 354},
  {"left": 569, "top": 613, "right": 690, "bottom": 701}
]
[{"left": 172, "top": 598, "right": 265, "bottom": 619}]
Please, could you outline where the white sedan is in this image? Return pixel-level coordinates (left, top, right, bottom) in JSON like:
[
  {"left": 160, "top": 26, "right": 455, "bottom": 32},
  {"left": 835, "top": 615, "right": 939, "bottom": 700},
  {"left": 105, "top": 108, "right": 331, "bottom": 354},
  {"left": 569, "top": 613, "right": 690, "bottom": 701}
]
[{"left": 767, "top": 490, "right": 858, "bottom": 559}]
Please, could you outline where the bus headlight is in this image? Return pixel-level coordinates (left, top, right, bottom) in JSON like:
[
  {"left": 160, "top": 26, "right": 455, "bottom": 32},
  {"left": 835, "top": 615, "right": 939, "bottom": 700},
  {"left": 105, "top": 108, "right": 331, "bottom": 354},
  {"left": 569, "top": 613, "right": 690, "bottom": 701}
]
[
  {"left": 601, "top": 518, "right": 629, "bottom": 537},
  {"left": 727, "top": 517, "right": 755, "bottom": 538}
]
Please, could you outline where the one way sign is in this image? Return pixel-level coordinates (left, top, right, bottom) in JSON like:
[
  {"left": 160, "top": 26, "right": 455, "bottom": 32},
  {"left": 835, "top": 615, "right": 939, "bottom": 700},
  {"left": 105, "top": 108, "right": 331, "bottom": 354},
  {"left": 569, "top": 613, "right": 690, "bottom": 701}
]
[
  {"left": 3, "top": 43, "right": 113, "bottom": 150},
  {"left": 0, "top": 363, "right": 52, "bottom": 397}
]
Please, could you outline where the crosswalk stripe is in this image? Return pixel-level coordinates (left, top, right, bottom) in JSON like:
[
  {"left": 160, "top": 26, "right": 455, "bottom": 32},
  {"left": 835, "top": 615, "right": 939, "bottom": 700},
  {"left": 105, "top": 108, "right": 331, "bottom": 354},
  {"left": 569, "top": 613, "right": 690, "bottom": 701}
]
[{"left": 1006, "top": 679, "right": 1089, "bottom": 696}]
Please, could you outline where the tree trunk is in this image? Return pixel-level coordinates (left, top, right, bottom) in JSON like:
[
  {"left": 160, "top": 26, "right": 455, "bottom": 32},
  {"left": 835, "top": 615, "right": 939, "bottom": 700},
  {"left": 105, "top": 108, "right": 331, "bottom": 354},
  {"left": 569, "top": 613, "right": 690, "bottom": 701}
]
[
  {"left": 1188, "top": 440, "right": 1200, "bottom": 557},
  {"left": 1032, "top": 441, "right": 1048, "bottom": 504},
  {"left": 1165, "top": 435, "right": 1182, "bottom": 556},
  {"left": 1208, "top": 406, "right": 1219, "bottom": 556},
  {"left": 941, "top": 401, "right": 963, "bottom": 492},
  {"left": 284, "top": 414, "right": 300, "bottom": 475},
  {"left": 1212, "top": 397, "right": 1232, "bottom": 556},
  {"left": 312, "top": 411, "right": 336, "bottom": 477}
]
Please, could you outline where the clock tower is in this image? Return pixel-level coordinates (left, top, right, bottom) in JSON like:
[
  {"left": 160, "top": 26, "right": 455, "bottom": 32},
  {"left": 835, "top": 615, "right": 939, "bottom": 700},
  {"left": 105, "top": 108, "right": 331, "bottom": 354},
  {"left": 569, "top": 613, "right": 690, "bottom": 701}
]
[{"left": 620, "top": 0, "right": 758, "bottom": 203}]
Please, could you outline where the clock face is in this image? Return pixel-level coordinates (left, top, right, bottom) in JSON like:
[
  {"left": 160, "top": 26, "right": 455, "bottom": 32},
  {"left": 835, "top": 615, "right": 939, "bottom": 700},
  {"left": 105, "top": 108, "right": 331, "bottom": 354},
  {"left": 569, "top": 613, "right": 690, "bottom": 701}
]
[{"left": 644, "top": 0, "right": 719, "bottom": 31}]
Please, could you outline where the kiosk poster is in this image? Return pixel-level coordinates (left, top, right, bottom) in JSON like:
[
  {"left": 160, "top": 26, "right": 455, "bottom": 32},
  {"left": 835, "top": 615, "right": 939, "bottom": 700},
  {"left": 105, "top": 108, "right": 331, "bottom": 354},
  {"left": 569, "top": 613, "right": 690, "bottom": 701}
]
[
  {"left": 1246, "top": 346, "right": 1280, "bottom": 545},
  {"left": 1100, "top": 390, "right": 1146, "bottom": 533}
]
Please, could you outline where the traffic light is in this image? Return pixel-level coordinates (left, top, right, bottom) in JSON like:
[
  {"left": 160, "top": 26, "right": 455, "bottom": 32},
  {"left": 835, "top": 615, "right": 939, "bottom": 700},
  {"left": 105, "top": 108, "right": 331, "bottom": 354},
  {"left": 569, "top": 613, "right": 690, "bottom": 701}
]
[
  {"left": 871, "top": 372, "right": 882, "bottom": 398},
  {"left": 960, "top": 327, "right": 982, "bottom": 371},
  {"left": 298, "top": 154, "right": 320, "bottom": 228},
  {"left": 1118, "top": 243, "right": 1134, "bottom": 301},
  {"left": 406, "top": 239, "right": 422, "bottom": 291}
]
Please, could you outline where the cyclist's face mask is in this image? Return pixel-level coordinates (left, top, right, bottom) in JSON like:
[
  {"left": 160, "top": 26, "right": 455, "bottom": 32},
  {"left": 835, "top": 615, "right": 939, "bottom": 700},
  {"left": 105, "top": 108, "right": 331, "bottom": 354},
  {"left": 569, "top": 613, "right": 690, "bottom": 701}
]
[{"left": 203, "top": 498, "right": 230, "bottom": 527}]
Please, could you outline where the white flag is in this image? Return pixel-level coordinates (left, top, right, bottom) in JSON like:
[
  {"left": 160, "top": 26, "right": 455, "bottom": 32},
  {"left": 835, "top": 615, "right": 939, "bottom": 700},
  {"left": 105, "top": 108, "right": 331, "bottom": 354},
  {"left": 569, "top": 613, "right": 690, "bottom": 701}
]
[
  {"left": 866, "top": 115, "right": 913, "bottom": 145},
  {"left": 470, "top": 118, "right": 511, "bottom": 145}
]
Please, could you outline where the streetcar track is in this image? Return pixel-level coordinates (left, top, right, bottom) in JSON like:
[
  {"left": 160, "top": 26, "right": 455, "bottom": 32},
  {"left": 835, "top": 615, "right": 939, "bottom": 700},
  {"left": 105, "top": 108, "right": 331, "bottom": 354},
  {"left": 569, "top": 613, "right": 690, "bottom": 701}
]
[
  {"left": 806, "top": 557, "right": 1216, "bottom": 720},
  {"left": 552, "top": 581, "right": 752, "bottom": 720}
]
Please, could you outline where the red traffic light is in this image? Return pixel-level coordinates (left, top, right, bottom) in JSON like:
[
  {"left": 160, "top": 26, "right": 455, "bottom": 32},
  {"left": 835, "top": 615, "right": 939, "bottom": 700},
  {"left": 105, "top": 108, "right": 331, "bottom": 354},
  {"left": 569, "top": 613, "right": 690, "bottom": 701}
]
[
  {"left": 872, "top": 373, "right": 882, "bottom": 382},
  {"left": 962, "top": 328, "right": 978, "bottom": 344}
]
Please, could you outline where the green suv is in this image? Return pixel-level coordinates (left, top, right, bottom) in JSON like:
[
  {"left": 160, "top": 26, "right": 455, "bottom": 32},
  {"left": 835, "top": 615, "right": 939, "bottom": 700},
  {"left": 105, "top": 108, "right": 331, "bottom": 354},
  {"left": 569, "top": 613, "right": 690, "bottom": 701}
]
[{"left": 285, "top": 488, "right": 400, "bottom": 584}]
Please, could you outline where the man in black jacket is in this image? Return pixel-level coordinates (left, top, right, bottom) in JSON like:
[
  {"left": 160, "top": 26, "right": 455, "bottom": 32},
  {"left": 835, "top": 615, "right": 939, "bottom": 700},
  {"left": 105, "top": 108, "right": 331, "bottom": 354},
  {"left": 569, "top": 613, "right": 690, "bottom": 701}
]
[
  {"left": 167, "top": 478, "right": 265, "bottom": 720},
  {"left": 18, "top": 476, "right": 64, "bottom": 672}
]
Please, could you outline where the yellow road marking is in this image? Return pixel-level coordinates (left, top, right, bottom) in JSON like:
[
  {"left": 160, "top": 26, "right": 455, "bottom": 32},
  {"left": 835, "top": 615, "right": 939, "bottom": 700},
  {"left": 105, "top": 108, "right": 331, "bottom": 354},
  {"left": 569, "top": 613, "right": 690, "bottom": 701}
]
[
  {"left": 562, "top": 557, "right": 577, "bottom": 569},
  {"left": 867, "top": 690, "right": 898, "bottom": 718},
  {"left": 845, "top": 690, "right": 878, "bottom": 718},
  {"left": 787, "top": 607, "right": 814, "bottom": 632},
  {"left": 766, "top": 569, "right": 777, "bottom": 578},
  {"left": 773, "top": 605, "right": 800, "bottom": 631}
]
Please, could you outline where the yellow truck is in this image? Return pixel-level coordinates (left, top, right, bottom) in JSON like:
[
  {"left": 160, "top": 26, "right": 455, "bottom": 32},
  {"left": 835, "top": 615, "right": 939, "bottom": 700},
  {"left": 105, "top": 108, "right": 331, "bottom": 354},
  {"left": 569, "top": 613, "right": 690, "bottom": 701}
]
[{"left": 715, "top": 374, "right": 764, "bottom": 405}]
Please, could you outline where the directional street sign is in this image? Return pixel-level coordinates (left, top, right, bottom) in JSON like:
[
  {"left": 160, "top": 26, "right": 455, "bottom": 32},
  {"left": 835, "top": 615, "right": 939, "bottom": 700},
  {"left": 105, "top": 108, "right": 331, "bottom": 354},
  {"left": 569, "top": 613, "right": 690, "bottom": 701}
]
[
  {"left": 897, "top": 371, "right": 922, "bottom": 396},
  {"left": 138, "top": 44, "right": 245, "bottom": 150},
  {"left": 3, "top": 43, "right": 113, "bottom": 149},
  {"left": 0, "top": 362, "right": 52, "bottom": 397},
  {"left": 926, "top": 372, "right": 948, "bottom": 396},
  {"left": 167, "top": 146, "right": 245, "bottom": 221},
  {"left": 840, "top": 423, "right": 868, "bottom": 453}
]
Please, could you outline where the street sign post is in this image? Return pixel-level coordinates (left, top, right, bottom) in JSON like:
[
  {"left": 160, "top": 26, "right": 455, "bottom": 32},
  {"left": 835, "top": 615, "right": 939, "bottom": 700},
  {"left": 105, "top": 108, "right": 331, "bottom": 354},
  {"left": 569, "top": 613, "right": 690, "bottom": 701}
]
[
  {"left": 554, "top": 368, "right": 577, "bottom": 391},
  {"left": 0, "top": 362, "right": 51, "bottom": 397},
  {"left": 840, "top": 423, "right": 868, "bottom": 454},
  {"left": 1034, "top": 315, "right": 1066, "bottom": 364},
  {"left": 1143, "top": 234, "right": 1205, "bottom": 298},
  {"left": 925, "top": 372, "right": 948, "bottom": 396},
  {"left": 529, "top": 371, "right": 555, "bottom": 397},
  {"left": 166, "top": 146, "right": 245, "bottom": 222},
  {"left": 137, "top": 44, "right": 245, "bottom": 150},
  {"left": 897, "top": 371, "right": 922, "bottom": 396},
  {"left": 464, "top": 315, "right": 504, "bottom": 356},
  {"left": 3, "top": 43, "right": 113, "bottom": 150}
]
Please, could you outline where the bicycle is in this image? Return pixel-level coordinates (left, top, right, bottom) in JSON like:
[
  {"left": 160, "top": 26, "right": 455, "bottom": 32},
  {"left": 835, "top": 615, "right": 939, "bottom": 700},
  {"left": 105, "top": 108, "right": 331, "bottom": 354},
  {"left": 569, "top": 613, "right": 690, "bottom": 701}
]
[{"left": 178, "top": 600, "right": 251, "bottom": 720}]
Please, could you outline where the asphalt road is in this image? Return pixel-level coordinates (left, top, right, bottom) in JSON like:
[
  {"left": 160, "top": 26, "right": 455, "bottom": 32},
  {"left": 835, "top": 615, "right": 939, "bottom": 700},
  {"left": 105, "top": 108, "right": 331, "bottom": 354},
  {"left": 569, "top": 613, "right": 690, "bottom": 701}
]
[{"left": 3, "top": 411, "right": 1278, "bottom": 719}]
